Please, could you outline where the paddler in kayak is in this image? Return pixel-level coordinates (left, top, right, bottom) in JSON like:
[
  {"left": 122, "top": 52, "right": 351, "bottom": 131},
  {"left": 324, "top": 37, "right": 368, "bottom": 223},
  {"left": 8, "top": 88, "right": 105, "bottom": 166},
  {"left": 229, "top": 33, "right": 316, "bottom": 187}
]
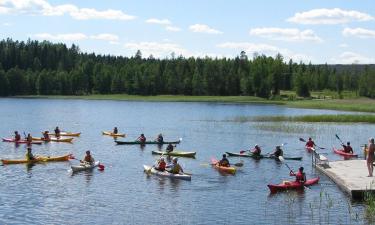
[
  {"left": 42, "top": 131, "right": 50, "bottom": 141},
  {"left": 80, "top": 150, "right": 95, "bottom": 165},
  {"left": 271, "top": 146, "right": 283, "bottom": 158},
  {"left": 342, "top": 142, "right": 353, "bottom": 154},
  {"left": 25, "top": 147, "right": 36, "bottom": 160},
  {"left": 305, "top": 138, "right": 316, "bottom": 149},
  {"left": 155, "top": 133, "right": 164, "bottom": 143},
  {"left": 14, "top": 131, "right": 21, "bottom": 142},
  {"left": 167, "top": 157, "right": 184, "bottom": 174},
  {"left": 113, "top": 127, "right": 118, "bottom": 134},
  {"left": 290, "top": 167, "right": 306, "bottom": 183},
  {"left": 155, "top": 157, "right": 166, "bottom": 171},
  {"left": 166, "top": 143, "right": 174, "bottom": 153},
  {"left": 251, "top": 144, "right": 262, "bottom": 156},
  {"left": 54, "top": 126, "right": 61, "bottom": 138},
  {"left": 137, "top": 134, "right": 146, "bottom": 143},
  {"left": 219, "top": 154, "right": 230, "bottom": 167},
  {"left": 26, "top": 133, "right": 33, "bottom": 143}
]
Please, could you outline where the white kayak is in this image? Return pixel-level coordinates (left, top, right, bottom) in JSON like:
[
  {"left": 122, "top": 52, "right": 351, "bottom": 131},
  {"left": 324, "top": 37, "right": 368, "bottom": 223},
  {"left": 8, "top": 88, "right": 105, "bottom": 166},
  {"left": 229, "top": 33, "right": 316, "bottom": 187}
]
[
  {"left": 71, "top": 161, "right": 100, "bottom": 172},
  {"left": 143, "top": 165, "right": 191, "bottom": 181}
]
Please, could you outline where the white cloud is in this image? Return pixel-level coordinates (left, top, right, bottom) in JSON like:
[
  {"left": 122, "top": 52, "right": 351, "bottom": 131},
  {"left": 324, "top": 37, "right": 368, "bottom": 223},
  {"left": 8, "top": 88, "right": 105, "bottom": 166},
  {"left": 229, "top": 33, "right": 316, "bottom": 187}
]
[
  {"left": 339, "top": 43, "right": 349, "bottom": 48},
  {"left": 166, "top": 26, "right": 181, "bottom": 32},
  {"left": 145, "top": 18, "right": 171, "bottom": 25},
  {"left": 249, "top": 27, "right": 322, "bottom": 42},
  {"left": 90, "top": 33, "right": 119, "bottom": 42},
  {"left": 217, "top": 42, "right": 312, "bottom": 62},
  {"left": 124, "top": 42, "right": 189, "bottom": 58},
  {"left": 2, "top": 22, "right": 12, "bottom": 26},
  {"left": 0, "top": 0, "right": 136, "bottom": 20},
  {"left": 287, "top": 8, "right": 374, "bottom": 25},
  {"left": 343, "top": 27, "right": 375, "bottom": 39},
  {"left": 331, "top": 51, "right": 375, "bottom": 64},
  {"left": 189, "top": 24, "right": 223, "bottom": 34},
  {"left": 34, "top": 33, "right": 88, "bottom": 41}
]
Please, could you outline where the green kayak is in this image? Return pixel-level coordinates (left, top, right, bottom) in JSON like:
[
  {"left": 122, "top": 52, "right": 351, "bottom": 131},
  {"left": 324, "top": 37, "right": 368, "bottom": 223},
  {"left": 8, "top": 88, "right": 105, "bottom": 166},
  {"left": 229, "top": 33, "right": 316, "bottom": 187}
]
[
  {"left": 225, "top": 151, "right": 302, "bottom": 161},
  {"left": 115, "top": 140, "right": 181, "bottom": 145},
  {"left": 151, "top": 150, "right": 196, "bottom": 158}
]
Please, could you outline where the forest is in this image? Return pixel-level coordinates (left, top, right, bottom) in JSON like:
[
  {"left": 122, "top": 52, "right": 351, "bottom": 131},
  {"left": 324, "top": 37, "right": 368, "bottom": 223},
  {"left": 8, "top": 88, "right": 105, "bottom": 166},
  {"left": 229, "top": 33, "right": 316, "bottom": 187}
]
[{"left": 0, "top": 38, "right": 374, "bottom": 98}]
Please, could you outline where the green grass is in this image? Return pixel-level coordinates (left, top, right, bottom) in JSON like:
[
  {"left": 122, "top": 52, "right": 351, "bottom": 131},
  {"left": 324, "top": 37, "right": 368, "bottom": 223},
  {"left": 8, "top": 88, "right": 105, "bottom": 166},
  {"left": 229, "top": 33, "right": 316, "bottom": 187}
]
[{"left": 246, "top": 114, "right": 375, "bottom": 123}]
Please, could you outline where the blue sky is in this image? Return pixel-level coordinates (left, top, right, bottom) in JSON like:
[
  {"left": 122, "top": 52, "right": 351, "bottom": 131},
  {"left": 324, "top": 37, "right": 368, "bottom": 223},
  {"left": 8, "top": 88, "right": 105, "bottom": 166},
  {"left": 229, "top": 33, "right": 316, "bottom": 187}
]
[{"left": 1, "top": 0, "right": 374, "bottom": 64}]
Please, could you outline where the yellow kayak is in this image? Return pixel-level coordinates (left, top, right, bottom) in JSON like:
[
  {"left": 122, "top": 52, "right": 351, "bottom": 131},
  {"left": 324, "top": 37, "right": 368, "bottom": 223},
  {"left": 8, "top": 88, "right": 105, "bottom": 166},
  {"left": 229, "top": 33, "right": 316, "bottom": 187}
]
[
  {"left": 47, "top": 132, "right": 81, "bottom": 137},
  {"left": 102, "top": 131, "right": 126, "bottom": 137},
  {"left": 1, "top": 154, "right": 72, "bottom": 164},
  {"left": 32, "top": 137, "right": 74, "bottom": 142}
]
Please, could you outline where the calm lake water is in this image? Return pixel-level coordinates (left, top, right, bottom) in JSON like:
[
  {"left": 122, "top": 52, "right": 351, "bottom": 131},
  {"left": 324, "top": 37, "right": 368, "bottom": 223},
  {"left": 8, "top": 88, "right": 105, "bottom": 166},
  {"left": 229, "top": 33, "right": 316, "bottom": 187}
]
[{"left": 0, "top": 98, "right": 373, "bottom": 224}]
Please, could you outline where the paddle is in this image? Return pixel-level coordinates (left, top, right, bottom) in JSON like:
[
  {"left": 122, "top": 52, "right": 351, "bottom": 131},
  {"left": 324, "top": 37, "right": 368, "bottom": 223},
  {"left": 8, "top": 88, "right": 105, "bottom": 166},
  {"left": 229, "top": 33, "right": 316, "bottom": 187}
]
[
  {"left": 69, "top": 155, "right": 105, "bottom": 171},
  {"left": 335, "top": 134, "right": 345, "bottom": 146},
  {"left": 299, "top": 137, "right": 325, "bottom": 150}
]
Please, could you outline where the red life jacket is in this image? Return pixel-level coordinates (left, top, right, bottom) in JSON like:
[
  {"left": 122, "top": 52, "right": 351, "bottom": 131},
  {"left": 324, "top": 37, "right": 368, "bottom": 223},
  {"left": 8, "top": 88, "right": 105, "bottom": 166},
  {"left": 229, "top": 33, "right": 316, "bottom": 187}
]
[
  {"left": 306, "top": 141, "right": 314, "bottom": 148},
  {"left": 296, "top": 171, "right": 305, "bottom": 182}
]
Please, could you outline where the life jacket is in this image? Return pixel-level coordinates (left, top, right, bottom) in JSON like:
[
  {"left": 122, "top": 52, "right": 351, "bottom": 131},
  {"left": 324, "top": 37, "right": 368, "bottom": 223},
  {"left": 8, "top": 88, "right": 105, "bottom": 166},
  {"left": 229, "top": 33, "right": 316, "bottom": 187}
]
[
  {"left": 84, "top": 155, "right": 94, "bottom": 163},
  {"left": 219, "top": 158, "right": 230, "bottom": 167},
  {"left": 166, "top": 145, "right": 173, "bottom": 152},
  {"left": 296, "top": 171, "right": 305, "bottom": 182},
  {"left": 344, "top": 145, "right": 353, "bottom": 153},
  {"left": 170, "top": 163, "right": 181, "bottom": 174},
  {"left": 26, "top": 152, "right": 35, "bottom": 160},
  {"left": 157, "top": 161, "right": 166, "bottom": 171},
  {"left": 15, "top": 134, "right": 21, "bottom": 141},
  {"left": 306, "top": 141, "right": 314, "bottom": 148},
  {"left": 139, "top": 136, "right": 146, "bottom": 142}
]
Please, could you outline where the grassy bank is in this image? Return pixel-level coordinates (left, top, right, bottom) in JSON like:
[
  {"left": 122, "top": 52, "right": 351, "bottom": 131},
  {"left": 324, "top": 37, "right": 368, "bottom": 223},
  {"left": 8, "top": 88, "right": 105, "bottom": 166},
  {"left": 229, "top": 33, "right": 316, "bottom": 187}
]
[
  {"left": 11, "top": 94, "right": 375, "bottom": 113},
  {"left": 242, "top": 114, "right": 375, "bottom": 123}
]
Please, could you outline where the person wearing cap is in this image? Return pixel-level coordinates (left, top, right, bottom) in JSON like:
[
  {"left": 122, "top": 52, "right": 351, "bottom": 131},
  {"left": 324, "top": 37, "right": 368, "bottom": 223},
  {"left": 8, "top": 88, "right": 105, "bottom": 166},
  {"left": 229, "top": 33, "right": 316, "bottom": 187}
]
[
  {"left": 54, "top": 126, "right": 61, "bottom": 137},
  {"left": 290, "top": 167, "right": 306, "bottom": 183},
  {"left": 155, "top": 133, "right": 164, "bottom": 143},
  {"left": 14, "top": 131, "right": 21, "bottom": 142},
  {"left": 113, "top": 127, "right": 118, "bottom": 134},
  {"left": 137, "top": 134, "right": 146, "bottom": 143},
  {"left": 42, "top": 131, "right": 50, "bottom": 141},
  {"left": 251, "top": 144, "right": 262, "bottom": 156},
  {"left": 342, "top": 141, "right": 353, "bottom": 154},
  {"left": 219, "top": 154, "right": 230, "bottom": 167},
  {"left": 155, "top": 157, "right": 166, "bottom": 171},
  {"left": 166, "top": 143, "right": 174, "bottom": 153},
  {"left": 271, "top": 146, "right": 283, "bottom": 158},
  {"left": 25, "top": 147, "right": 36, "bottom": 160},
  {"left": 81, "top": 150, "right": 95, "bottom": 165},
  {"left": 167, "top": 157, "right": 184, "bottom": 174}
]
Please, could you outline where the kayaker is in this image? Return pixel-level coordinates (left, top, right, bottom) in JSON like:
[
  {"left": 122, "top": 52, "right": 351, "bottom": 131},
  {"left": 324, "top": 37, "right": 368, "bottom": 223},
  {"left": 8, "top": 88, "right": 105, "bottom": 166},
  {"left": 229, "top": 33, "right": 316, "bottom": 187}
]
[
  {"left": 43, "top": 131, "right": 50, "bottom": 141},
  {"left": 80, "top": 150, "right": 95, "bottom": 165},
  {"left": 155, "top": 157, "right": 166, "bottom": 171},
  {"left": 167, "top": 157, "right": 184, "bottom": 174},
  {"left": 14, "top": 131, "right": 21, "bottom": 141},
  {"left": 271, "top": 146, "right": 283, "bottom": 158},
  {"left": 113, "top": 127, "right": 118, "bottom": 134},
  {"left": 156, "top": 133, "right": 164, "bottom": 143},
  {"left": 367, "top": 138, "right": 375, "bottom": 177},
  {"left": 290, "top": 167, "right": 306, "bottom": 183},
  {"left": 137, "top": 134, "right": 146, "bottom": 143},
  {"left": 342, "top": 142, "right": 353, "bottom": 153},
  {"left": 26, "top": 133, "right": 32, "bottom": 143},
  {"left": 219, "top": 154, "right": 230, "bottom": 167},
  {"left": 166, "top": 143, "right": 174, "bottom": 153},
  {"left": 251, "top": 144, "right": 262, "bottom": 156},
  {"left": 305, "top": 138, "right": 315, "bottom": 148},
  {"left": 54, "top": 126, "right": 61, "bottom": 137},
  {"left": 25, "top": 147, "right": 36, "bottom": 160}
]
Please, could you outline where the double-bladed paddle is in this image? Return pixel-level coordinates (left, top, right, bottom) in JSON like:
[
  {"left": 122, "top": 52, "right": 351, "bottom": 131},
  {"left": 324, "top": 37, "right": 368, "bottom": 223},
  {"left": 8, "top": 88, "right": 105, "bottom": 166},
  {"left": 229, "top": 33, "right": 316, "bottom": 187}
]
[{"left": 299, "top": 137, "right": 325, "bottom": 150}]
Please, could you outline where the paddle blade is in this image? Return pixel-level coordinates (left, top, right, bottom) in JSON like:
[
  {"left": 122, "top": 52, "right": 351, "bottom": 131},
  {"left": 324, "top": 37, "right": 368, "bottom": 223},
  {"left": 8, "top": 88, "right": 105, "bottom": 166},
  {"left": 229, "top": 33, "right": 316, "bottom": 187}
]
[
  {"left": 278, "top": 156, "right": 285, "bottom": 162},
  {"left": 179, "top": 137, "right": 183, "bottom": 142},
  {"left": 299, "top": 138, "right": 306, "bottom": 142},
  {"left": 239, "top": 150, "right": 246, "bottom": 154},
  {"left": 98, "top": 164, "right": 105, "bottom": 171}
]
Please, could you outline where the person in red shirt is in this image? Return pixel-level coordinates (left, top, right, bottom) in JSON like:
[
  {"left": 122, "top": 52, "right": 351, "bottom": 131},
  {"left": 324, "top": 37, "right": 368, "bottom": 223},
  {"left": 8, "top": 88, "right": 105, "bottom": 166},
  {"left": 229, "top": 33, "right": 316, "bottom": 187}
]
[
  {"left": 14, "top": 131, "right": 21, "bottom": 141},
  {"left": 137, "top": 134, "right": 146, "bottom": 143},
  {"left": 290, "top": 167, "right": 306, "bottom": 183},
  {"left": 342, "top": 142, "right": 353, "bottom": 153},
  {"left": 155, "top": 158, "right": 166, "bottom": 171},
  {"left": 251, "top": 144, "right": 262, "bottom": 156},
  {"left": 305, "top": 138, "right": 315, "bottom": 148}
]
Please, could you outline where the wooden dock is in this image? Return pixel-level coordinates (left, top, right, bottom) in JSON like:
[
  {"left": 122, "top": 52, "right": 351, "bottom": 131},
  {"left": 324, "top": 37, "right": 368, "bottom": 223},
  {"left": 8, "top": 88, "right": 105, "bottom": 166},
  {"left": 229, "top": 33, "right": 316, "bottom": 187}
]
[{"left": 315, "top": 160, "right": 375, "bottom": 199}]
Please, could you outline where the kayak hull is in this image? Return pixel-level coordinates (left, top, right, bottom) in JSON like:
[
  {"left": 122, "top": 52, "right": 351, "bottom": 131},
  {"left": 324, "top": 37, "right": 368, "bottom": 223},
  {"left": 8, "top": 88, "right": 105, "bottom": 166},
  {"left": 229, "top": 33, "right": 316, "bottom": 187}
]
[
  {"left": 333, "top": 147, "right": 358, "bottom": 157},
  {"left": 268, "top": 177, "right": 320, "bottom": 193},
  {"left": 115, "top": 140, "right": 180, "bottom": 145},
  {"left": 102, "top": 131, "right": 126, "bottom": 137},
  {"left": 2, "top": 138, "right": 43, "bottom": 145},
  {"left": 71, "top": 161, "right": 100, "bottom": 172},
  {"left": 48, "top": 132, "right": 81, "bottom": 137},
  {"left": 226, "top": 151, "right": 302, "bottom": 160},
  {"left": 143, "top": 165, "right": 191, "bottom": 181},
  {"left": 151, "top": 150, "right": 196, "bottom": 158},
  {"left": 1, "top": 154, "right": 72, "bottom": 164},
  {"left": 211, "top": 158, "right": 236, "bottom": 174},
  {"left": 32, "top": 137, "right": 73, "bottom": 142},
  {"left": 305, "top": 146, "right": 315, "bottom": 152}
]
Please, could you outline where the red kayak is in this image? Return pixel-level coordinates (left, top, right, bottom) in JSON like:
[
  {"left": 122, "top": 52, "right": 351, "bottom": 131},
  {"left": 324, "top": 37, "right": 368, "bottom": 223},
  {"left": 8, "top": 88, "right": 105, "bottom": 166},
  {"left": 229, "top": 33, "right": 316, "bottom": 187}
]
[
  {"left": 333, "top": 147, "right": 358, "bottom": 157},
  {"left": 2, "top": 138, "right": 43, "bottom": 145},
  {"left": 268, "top": 177, "right": 320, "bottom": 193},
  {"left": 305, "top": 146, "right": 315, "bottom": 152}
]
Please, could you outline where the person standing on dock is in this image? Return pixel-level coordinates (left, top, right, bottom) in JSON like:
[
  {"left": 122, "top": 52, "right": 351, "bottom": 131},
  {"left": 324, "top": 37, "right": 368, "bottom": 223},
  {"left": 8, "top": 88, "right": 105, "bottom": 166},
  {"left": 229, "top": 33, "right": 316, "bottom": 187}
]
[{"left": 367, "top": 138, "right": 375, "bottom": 177}]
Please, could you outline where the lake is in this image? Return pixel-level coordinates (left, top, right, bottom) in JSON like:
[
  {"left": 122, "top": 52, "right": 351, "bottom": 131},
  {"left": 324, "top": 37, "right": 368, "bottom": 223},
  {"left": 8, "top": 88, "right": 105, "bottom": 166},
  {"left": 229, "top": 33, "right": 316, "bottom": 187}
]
[{"left": 0, "top": 98, "right": 373, "bottom": 224}]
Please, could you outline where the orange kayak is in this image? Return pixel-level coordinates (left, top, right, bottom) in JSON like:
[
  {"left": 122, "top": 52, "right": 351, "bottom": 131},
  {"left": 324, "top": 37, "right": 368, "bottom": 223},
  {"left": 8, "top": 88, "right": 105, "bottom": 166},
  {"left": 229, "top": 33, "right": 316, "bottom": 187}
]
[
  {"left": 1, "top": 154, "right": 72, "bottom": 164},
  {"left": 102, "top": 131, "right": 126, "bottom": 137},
  {"left": 32, "top": 137, "right": 73, "bottom": 142},
  {"left": 47, "top": 132, "right": 81, "bottom": 137},
  {"left": 211, "top": 158, "right": 236, "bottom": 174}
]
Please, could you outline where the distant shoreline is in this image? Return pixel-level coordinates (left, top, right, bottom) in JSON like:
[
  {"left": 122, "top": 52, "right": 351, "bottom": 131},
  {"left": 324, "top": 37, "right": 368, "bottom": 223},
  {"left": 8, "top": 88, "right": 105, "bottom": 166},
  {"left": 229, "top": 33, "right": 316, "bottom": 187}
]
[{"left": 7, "top": 94, "right": 375, "bottom": 113}]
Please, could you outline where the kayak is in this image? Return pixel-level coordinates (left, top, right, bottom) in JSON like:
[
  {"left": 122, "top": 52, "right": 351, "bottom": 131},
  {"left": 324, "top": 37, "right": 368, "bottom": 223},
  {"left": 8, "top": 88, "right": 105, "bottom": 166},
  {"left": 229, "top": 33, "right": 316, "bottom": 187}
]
[
  {"left": 32, "top": 137, "right": 74, "bottom": 142},
  {"left": 102, "top": 131, "right": 126, "bottom": 137},
  {"left": 333, "top": 147, "right": 358, "bottom": 157},
  {"left": 2, "top": 138, "right": 43, "bottom": 145},
  {"left": 71, "top": 161, "right": 100, "bottom": 172},
  {"left": 1, "top": 154, "right": 72, "bottom": 164},
  {"left": 305, "top": 146, "right": 315, "bottom": 152},
  {"left": 226, "top": 151, "right": 302, "bottom": 161},
  {"left": 151, "top": 150, "right": 196, "bottom": 158},
  {"left": 143, "top": 165, "right": 191, "bottom": 181},
  {"left": 268, "top": 177, "right": 320, "bottom": 193},
  {"left": 115, "top": 140, "right": 180, "bottom": 145},
  {"left": 211, "top": 158, "right": 236, "bottom": 174},
  {"left": 48, "top": 132, "right": 81, "bottom": 137}
]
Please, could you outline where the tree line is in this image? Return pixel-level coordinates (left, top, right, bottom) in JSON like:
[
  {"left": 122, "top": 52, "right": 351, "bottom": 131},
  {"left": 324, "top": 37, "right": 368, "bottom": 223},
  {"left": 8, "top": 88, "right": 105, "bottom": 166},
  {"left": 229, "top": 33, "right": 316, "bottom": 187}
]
[{"left": 0, "top": 39, "right": 374, "bottom": 98}]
